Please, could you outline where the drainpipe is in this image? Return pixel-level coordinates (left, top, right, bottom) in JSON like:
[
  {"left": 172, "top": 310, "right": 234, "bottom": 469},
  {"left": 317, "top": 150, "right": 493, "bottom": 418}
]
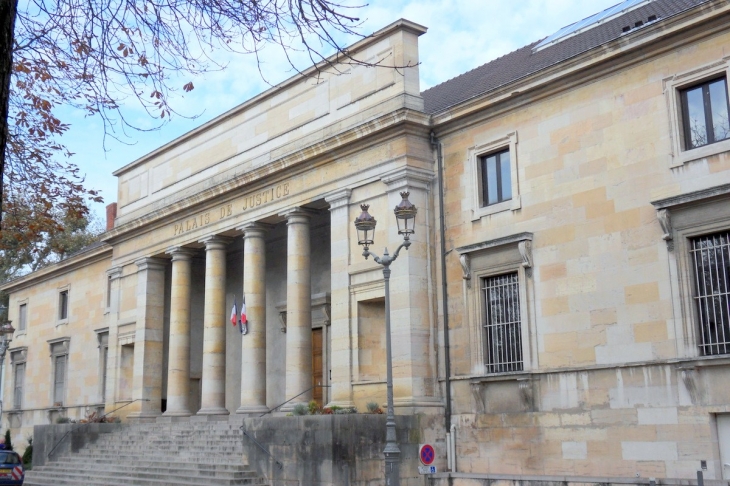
[{"left": 431, "top": 131, "right": 453, "bottom": 470}]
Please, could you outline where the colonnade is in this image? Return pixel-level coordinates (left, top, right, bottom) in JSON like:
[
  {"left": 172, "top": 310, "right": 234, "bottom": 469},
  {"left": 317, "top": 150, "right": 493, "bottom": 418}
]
[{"left": 126, "top": 206, "right": 321, "bottom": 418}]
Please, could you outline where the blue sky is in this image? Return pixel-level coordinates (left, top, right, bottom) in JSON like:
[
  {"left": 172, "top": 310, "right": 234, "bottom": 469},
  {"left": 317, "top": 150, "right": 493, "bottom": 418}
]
[{"left": 59, "top": 0, "right": 620, "bottom": 220}]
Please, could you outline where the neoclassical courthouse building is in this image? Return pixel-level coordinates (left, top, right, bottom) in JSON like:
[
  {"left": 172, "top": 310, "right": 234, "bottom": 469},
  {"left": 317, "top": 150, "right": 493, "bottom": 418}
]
[{"left": 4, "top": 0, "right": 730, "bottom": 481}]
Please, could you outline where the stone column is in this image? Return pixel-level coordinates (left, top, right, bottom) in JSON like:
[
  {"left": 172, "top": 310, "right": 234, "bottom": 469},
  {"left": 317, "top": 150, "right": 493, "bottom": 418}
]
[
  {"left": 103, "top": 266, "right": 122, "bottom": 412},
  {"left": 198, "top": 236, "right": 231, "bottom": 415},
  {"left": 280, "top": 208, "right": 312, "bottom": 408},
  {"left": 236, "top": 223, "right": 270, "bottom": 414},
  {"left": 324, "top": 189, "right": 354, "bottom": 408},
  {"left": 163, "top": 247, "right": 196, "bottom": 417},
  {"left": 128, "top": 257, "right": 167, "bottom": 420}
]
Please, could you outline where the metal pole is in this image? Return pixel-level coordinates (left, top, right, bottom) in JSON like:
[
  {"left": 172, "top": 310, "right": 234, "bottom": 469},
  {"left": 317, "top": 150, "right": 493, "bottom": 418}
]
[{"left": 382, "top": 250, "right": 400, "bottom": 486}]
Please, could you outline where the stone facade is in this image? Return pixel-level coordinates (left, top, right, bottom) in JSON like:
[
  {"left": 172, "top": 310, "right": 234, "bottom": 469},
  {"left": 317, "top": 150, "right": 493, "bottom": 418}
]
[{"left": 4, "top": 1, "right": 730, "bottom": 483}]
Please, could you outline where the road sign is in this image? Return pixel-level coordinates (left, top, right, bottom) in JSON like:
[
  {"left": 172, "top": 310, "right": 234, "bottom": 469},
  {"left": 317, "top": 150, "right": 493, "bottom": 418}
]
[
  {"left": 419, "top": 444, "right": 435, "bottom": 465},
  {"left": 418, "top": 465, "right": 437, "bottom": 475}
]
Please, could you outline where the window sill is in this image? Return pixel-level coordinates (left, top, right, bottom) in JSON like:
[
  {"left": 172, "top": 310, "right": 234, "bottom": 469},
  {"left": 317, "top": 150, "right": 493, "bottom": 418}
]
[
  {"left": 471, "top": 196, "right": 521, "bottom": 221},
  {"left": 56, "top": 319, "right": 68, "bottom": 327},
  {"left": 671, "top": 138, "right": 730, "bottom": 167}
]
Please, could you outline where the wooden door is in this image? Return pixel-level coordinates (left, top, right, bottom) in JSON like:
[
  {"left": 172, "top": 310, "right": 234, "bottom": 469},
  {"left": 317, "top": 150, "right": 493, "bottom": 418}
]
[{"left": 312, "top": 328, "right": 323, "bottom": 406}]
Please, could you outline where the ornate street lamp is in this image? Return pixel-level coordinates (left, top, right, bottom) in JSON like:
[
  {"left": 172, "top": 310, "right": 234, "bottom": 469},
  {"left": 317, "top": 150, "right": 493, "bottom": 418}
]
[{"left": 353, "top": 191, "right": 417, "bottom": 486}]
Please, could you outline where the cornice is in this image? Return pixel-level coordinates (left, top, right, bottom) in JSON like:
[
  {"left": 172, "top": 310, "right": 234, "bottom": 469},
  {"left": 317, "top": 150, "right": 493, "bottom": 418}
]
[
  {"left": 103, "top": 107, "right": 431, "bottom": 246},
  {"left": 0, "top": 243, "right": 112, "bottom": 293},
  {"left": 431, "top": 0, "right": 730, "bottom": 136}
]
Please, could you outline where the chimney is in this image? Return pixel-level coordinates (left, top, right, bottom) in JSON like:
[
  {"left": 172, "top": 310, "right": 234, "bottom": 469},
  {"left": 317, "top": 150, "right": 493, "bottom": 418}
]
[{"left": 106, "top": 203, "right": 117, "bottom": 231}]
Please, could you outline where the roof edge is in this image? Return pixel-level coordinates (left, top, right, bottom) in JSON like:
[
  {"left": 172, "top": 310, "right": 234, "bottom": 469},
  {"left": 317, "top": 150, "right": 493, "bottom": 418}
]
[{"left": 112, "top": 18, "right": 427, "bottom": 178}]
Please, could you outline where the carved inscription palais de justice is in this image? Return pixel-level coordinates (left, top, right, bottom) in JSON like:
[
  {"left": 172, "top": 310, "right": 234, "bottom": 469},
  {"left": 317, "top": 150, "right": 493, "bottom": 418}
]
[{"left": 172, "top": 182, "right": 291, "bottom": 236}]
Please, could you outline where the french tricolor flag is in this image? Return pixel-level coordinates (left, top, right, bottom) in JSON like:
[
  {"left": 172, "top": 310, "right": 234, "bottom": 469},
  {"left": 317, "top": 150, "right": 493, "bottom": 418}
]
[
  {"left": 230, "top": 298, "right": 239, "bottom": 326},
  {"left": 240, "top": 296, "right": 248, "bottom": 335}
]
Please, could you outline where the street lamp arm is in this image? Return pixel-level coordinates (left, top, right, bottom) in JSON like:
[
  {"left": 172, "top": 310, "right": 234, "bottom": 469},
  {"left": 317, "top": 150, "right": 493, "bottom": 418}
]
[{"left": 362, "top": 239, "right": 411, "bottom": 267}]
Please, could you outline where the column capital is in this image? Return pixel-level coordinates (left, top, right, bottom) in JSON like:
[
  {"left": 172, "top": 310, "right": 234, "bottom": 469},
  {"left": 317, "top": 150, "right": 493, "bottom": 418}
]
[
  {"left": 198, "top": 235, "right": 232, "bottom": 251},
  {"left": 165, "top": 247, "right": 197, "bottom": 261},
  {"left": 380, "top": 166, "right": 434, "bottom": 193},
  {"left": 135, "top": 257, "right": 167, "bottom": 272},
  {"left": 279, "top": 207, "right": 314, "bottom": 225},
  {"left": 106, "top": 266, "right": 123, "bottom": 280},
  {"left": 237, "top": 222, "right": 273, "bottom": 239},
  {"left": 324, "top": 189, "right": 352, "bottom": 210}
]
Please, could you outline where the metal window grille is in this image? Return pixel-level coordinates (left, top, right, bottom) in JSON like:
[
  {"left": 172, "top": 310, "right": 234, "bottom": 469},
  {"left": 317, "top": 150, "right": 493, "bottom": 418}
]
[
  {"left": 13, "top": 363, "right": 24, "bottom": 409},
  {"left": 690, "top": 232, "right": 730, "bottom": 356},
  {"left": 482, "top": 272, "right": 523, "bottom": 373}
]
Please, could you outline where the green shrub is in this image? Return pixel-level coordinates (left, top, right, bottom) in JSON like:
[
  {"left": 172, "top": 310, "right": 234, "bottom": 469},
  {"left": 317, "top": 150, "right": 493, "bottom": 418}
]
[
  {"left": 292, "top": 404, "right": 308, "bottom": 416},
  {"left": 4, "top": 429, "right": 12, "bottom": 451},
  {"left": 21, "top": 437, "right": 32, "bottom": 469},
  {"left": 55, "top": 416, "right": 72, "bottom": 424}
]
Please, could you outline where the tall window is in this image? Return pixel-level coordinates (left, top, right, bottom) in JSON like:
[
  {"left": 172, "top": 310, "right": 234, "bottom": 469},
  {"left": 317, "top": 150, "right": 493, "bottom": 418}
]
[
  {"left": 13, "top": 363, "right": 25, "bottom": 409},
  {"left": 681, "top": 77, "right": 730, "bottom": 150},
  {"left": 58, "top": 290, "right": 68, "bottom": 320},
  {"left": 18, "top": 304, "right": 26, "bottom": 332},
  {"left": 483, "top": 272, "right": 523, "bottom": 373},
  {"left": 54, "top": 355, "right": 66, "bottom": 405},
  {"left": 690, "top": 232, "right": 730, "bottom": 356},
  {"left": 480, "top": 149, "right": 512, "bottom": 207}
]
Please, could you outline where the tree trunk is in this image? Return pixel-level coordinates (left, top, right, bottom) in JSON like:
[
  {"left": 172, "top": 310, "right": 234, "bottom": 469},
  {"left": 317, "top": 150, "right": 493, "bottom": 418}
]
[{"left": 0, "top": 0, "right": 19, "bottom": 225}]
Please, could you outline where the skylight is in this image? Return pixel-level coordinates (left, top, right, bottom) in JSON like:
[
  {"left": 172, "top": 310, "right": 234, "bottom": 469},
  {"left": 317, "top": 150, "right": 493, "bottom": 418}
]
[{"left": 534, "top": 0, "right": 652, "bottom": 51}]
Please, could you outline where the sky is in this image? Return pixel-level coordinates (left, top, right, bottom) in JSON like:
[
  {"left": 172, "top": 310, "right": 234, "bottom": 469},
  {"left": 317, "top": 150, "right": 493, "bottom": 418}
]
[{"left": 58, "top": 0, "right": 621, "bottom": 220}]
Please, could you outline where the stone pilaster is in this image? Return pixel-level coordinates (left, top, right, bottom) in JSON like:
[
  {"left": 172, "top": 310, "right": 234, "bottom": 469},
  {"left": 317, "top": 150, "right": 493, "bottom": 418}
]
[
  {"left": 128, "top": 257, "right": 167, "bottom": 419},
  {"left": 381, "top": 166, "right": 442, "bottom": 412},
  {"left": 280, "top": 208, "right": 313, "bottom": 409},
  {"left": 198, "top": 236, "right": 231, "bottom": 415},
  {"left": 237, "top": 223, "right": 270, "bottom": 415},
  {"left": 324, "top": 189, "right": 354, "bottom": 408},
  {"left": 104, "top": 266, "right": 122, "bottom": 412},
  {"left": 163, "top": 247, "right": 196, "bottom": 417}
]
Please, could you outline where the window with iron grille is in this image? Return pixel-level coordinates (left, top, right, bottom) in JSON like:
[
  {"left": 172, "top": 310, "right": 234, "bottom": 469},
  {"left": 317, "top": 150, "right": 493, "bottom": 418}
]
[
  {"left": 482, "top": 272, "right": 523, "bottom": 373},
  {"left": 13, "top": 362, "right": 24, "bottom": 409},
  {"left": 690, "top": 232, "right": 730, "bottom": 356}
]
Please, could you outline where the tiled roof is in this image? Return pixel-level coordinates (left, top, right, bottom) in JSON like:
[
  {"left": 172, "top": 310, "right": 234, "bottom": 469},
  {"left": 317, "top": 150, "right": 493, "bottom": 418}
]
[{"left": 421, "top": 0, "right": 708, "bottom": 115}]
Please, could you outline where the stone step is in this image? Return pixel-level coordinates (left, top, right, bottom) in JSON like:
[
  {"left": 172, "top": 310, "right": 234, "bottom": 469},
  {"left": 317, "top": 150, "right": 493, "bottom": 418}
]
[
  {"left": 34, "top": 461, "right": 253, "bottom": 475},
  {"left": 28, "top": 465, "right": 258, "bottom": 481},
  {"left": 24, "top": 471, "right": 266, "bottom": 486}
]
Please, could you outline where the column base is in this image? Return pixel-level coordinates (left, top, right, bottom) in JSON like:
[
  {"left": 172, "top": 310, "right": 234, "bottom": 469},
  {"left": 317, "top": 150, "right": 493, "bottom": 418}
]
[
  {"left": 197, "top": 406, "right": 230, "bottom": 416},
  {"left": 161, "top": 409, "right": 192, "bottom": 418},
  {"left": 278, "top": 401, "right": 307, "bottom": 414},
  {"left": 235, "top": 405, "right": 269, "bottom": 416},
  {"left": 127, "top": 411, "right": 161, "bottom": 422},
  {"left": 324, "top": 400, "right": 356, "bottom": 409}
]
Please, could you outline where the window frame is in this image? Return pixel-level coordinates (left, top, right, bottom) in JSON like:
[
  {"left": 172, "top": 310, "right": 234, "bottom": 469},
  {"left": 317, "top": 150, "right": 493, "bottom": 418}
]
[
  {"left": 467, "top": 132, "right": 521, "bottom": 220},
  {"left": 663, "top": 58, "right": 730, "bottom": 168},
  {"left": 16, "top": 299, "right": 28, "bottom": 335},
  {"left": 9, "top": 348, "right": 27, "bottom": 411},
  {"left": 653, "top": 185, "right": 730, "bottom": 358},
  {"left": 481, "top": 271, "right": 524, "bottom": 373},
  {"left": 679, "top": 76, "right": 730, "bottom": 150},
  {"left": 687, "top": 231, "right": 730, "bottom": 356},
  {"left": 48, "top": 337, "right": 70, "bottom": 407},
  {"left": 457, "top": 233, "right": 536, "bottom": 376}
]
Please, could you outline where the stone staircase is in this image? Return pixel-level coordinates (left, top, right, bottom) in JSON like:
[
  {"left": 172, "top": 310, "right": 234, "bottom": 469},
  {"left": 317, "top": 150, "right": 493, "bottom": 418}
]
[{"left": 24, "top": 420, "right": 268, "bottom": 486}]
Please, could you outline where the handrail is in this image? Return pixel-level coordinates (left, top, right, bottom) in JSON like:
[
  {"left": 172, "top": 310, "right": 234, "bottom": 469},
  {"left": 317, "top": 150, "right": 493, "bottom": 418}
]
[
  {"left": 258, "top": 385, "right": 330, "bottom": 417},
  {"left": 47, "top": 398, "right": 149, "bottom": 459},
  {"left": 239, "top": 427, "right": 284, "bottom": 470}
]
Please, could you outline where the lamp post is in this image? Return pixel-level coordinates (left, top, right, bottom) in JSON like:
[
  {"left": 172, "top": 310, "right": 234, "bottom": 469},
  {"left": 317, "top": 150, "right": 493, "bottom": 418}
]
[
  {"left": 0, "top": 305, "right": 15, "bottom": 428},
  {"left": 354, "top": 191, "right": 417, "bottom": 486}
]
